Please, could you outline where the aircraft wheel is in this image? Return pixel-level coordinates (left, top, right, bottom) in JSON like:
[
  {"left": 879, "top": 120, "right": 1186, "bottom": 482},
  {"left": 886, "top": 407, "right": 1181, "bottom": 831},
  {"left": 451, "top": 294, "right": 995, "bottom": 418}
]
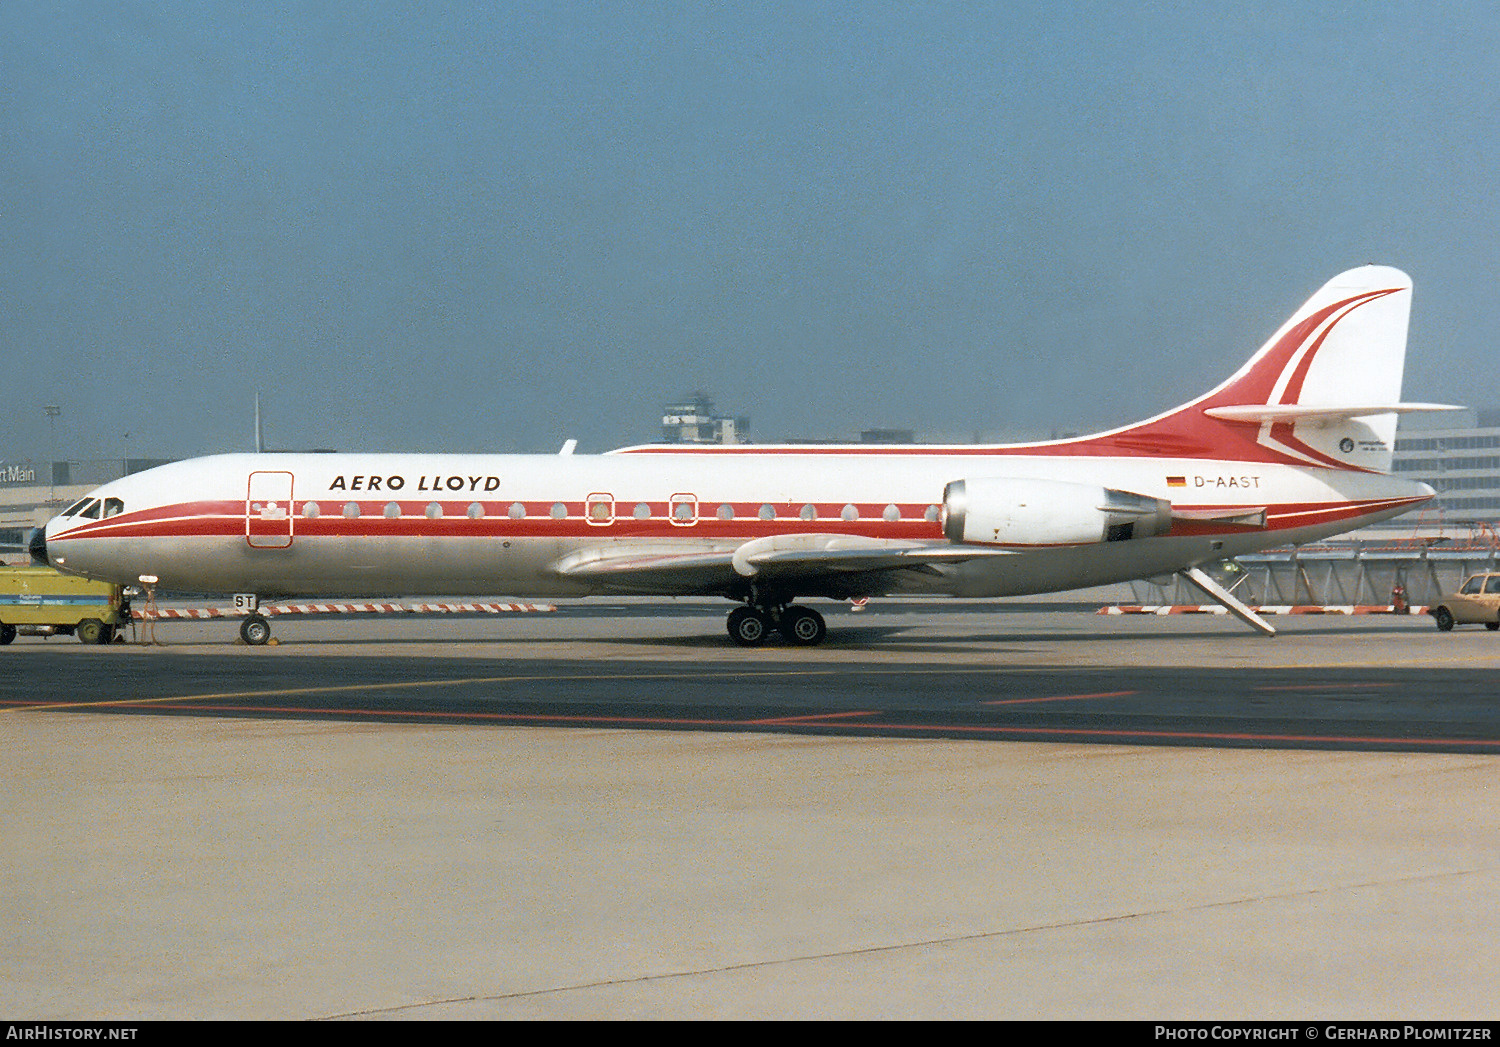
[
  {"left": 779, "top": 606, "right": 826, "bottom": 646},
  {"left": 727, "top": 607, "right": 771, "bottom": 646},
  {"left": 1487, "top": 621, "right": 1499, "bottom": 632},
  {"left": 240, "top": 615, "right": 272, "bottom": 646},
  {"left": 76, "top": 619, "right": 105, "bottom": 645},
  {"left": 1433, "top": 607, "right": 1454, "bottom": 632},
  {"left": 0, "top": 623, "right": 14, "bottom": 645}
]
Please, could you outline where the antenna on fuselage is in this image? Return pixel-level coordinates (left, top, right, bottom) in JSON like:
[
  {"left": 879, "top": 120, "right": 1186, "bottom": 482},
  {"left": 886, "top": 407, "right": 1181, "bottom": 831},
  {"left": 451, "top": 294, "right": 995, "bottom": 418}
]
[
  {"left": 254, "top": 393, "right": 264, "bottom": 454},
  {"left": 559, "top": 439, "right": 577, "bottom": 455}
]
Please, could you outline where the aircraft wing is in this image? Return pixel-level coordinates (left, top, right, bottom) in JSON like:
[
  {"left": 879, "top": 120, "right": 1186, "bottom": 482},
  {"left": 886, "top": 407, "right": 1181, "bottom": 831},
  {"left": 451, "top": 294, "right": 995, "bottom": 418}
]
[{"left": 550, "top": 535, "right": 1011, "bottom": 596}]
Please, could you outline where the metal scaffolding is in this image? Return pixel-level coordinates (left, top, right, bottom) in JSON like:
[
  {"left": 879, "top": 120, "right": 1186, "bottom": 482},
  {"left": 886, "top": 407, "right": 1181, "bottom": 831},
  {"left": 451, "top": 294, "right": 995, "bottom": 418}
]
[{"left": 1126, "top": 538, "right": 1500, "bottom": 607}]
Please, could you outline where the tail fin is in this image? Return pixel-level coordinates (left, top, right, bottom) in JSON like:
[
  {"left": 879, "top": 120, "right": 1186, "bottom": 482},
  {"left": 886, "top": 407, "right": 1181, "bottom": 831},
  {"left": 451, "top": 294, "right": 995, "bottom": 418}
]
[{"left": 1101, "top": 266, "right": 1457, "bottom": 473}]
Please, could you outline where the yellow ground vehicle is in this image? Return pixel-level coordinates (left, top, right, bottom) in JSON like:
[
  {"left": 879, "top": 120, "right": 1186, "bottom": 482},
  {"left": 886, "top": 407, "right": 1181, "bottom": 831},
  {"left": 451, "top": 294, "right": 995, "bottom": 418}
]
[
  {"left": 0, "top": 565, "right": 129, "bottom": 644},
  {"left": 1428, "top": 572, "right": 1500, "bottom": 632}
]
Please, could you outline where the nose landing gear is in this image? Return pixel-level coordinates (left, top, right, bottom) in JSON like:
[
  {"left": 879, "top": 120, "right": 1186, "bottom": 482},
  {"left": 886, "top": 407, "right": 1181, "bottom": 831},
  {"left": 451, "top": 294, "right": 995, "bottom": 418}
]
[{"left": 726, "top": 602, "right": 826, "bottom": 647}]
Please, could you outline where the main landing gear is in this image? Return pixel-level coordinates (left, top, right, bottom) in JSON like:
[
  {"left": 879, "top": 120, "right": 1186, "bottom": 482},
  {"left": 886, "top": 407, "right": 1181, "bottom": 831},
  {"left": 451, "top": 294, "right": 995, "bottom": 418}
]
[
  {"left": 239, "top": 614, "right": 272, "bottom": 646},
  {"left": 726, "top": 603, "right": 827, "bottom": 647}
]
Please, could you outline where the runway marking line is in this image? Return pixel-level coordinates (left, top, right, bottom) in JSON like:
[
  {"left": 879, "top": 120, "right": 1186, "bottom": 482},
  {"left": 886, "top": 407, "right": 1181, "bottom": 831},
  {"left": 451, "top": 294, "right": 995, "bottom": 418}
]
[
  {"left": 981, "top": 690, "right": 1137, "bottom": 706},
  {"left": 324, "top": 865, "right": 1486, "bottom": 1019},
  {"left": 1254, "top": 682, "right": 1396, "bottom": 691},
  {"left": 745, "top": 710, "right": 881, "bottom": 725},
  {"left": 7, "top": 664, "right": 1499, "bottom": 749},
  {"left": 13, "top": 695, "right": 1500, "bottom": 751},
  {"left": 0, "top": 668, "right": 852, "bottom": 715}
]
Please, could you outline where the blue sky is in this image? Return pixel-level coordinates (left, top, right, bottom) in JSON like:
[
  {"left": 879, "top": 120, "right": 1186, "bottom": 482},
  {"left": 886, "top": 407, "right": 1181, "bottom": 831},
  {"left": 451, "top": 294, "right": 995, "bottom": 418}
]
[{"left": 4, "top": 1, "right": 1498, "bottom": 459}]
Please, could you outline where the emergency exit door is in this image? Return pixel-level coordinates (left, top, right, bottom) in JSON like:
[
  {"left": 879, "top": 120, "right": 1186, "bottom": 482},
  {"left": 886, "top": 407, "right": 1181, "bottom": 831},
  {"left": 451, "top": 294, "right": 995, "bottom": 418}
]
[{"left": 247, "top": 471, "right": 295, "bottom": 548}]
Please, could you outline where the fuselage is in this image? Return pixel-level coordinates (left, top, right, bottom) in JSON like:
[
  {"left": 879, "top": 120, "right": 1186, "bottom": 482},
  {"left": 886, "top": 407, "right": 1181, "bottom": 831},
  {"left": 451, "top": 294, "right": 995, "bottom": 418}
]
[{"left": 40, "top": 448, "right": 1433, "bottom": 601}]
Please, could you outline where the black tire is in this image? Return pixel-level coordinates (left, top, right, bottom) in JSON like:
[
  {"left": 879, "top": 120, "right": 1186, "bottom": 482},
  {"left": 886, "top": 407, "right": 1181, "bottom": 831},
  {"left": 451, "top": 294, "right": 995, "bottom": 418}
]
[
  {"left": 76, "top": 618, "right": 104, "bottom": 645},
  {"left": 240, "top": 615, "right": 272, "bottom": 646},
  {"left": 0, "top": 623, "right": 14, "bottom": 645},
  {"left": 779, "top": 606, "right": 827, "bottom": 646},
  {"left": 727, "top": 607, "right": 770, "bottom": 646},
  {"left": 1487, "top": 621, "right": 1499, "bottom": 632},
  {"left": 1433, "top": 607, "right": 1455, "bottom": 632}
]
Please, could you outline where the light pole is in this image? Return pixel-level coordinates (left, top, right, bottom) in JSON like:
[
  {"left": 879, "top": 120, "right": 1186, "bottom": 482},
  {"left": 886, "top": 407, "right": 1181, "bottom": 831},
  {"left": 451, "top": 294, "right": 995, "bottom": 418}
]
[{"left": 44, "top": 405, "right": 60, "bottom": 507}]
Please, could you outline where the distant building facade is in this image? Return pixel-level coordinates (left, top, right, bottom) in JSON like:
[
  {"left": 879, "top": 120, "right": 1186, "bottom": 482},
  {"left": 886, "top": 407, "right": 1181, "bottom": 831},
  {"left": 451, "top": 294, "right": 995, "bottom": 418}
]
[
  {"left": 858, "top": 429, "right": 915, "bottom": 444},
  {"left": 1392, "top": 408, "right": 1500, "bottom": 525},
  {"left": 661, "top": 394, "right": 749, "bottom": 445}
]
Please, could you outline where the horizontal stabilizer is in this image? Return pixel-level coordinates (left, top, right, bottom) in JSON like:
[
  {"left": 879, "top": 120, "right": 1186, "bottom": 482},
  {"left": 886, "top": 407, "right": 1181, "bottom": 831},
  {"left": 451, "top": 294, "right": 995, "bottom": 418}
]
[{"left": 1203, "top": 403, "right": 1463, "bottom": 425}]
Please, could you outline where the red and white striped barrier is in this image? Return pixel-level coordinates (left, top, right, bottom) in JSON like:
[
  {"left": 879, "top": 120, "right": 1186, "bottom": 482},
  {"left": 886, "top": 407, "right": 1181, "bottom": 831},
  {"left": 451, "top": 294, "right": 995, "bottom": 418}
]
[
  {"left": 1098, "top": 604, "right": 1427, "bottom": 617},
  {"left": 147, "top": 601, "right": 554, "bottom": 620}
]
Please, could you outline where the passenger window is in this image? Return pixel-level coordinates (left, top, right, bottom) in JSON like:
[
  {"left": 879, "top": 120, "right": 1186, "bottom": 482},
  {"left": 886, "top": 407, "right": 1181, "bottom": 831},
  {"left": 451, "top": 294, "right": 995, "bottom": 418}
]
[
  {"left": 1462, "top": 577, "right": 1483, "bottom": 595},
  {"left": 1487, "top": 577, "right": 1500, "bottom": 595}
]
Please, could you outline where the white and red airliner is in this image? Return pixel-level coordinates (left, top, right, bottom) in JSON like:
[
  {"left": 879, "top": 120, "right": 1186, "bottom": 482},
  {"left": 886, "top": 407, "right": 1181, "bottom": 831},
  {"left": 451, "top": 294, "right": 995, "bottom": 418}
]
[{"left": 33, "top": 266, "right": 1454, "bottom": 646}]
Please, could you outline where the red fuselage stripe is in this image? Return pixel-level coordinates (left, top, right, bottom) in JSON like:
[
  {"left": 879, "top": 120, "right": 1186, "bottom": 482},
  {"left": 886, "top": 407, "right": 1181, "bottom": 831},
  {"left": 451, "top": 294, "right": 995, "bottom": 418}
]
[{"left": 50, "top": 494, "right": 1430, "bottom": 545}]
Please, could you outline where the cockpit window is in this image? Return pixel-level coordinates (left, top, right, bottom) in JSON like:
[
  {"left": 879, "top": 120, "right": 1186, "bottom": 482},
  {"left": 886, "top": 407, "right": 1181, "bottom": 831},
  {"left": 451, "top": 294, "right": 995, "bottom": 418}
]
[
  {"left": 102, "top": 498, "right": 125, "bottom": 518},
  {"left": 78, "top": 499, "right": 102, "bottom": 520},
  {"left": 61, "top": 498, "right": 91, "bottom": 517}
]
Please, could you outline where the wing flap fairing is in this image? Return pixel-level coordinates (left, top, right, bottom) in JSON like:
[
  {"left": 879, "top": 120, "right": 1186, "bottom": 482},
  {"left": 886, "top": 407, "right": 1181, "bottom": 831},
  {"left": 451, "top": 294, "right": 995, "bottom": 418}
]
[{"left": 551, "top": 534, "right": 1011, "bottom": 593}]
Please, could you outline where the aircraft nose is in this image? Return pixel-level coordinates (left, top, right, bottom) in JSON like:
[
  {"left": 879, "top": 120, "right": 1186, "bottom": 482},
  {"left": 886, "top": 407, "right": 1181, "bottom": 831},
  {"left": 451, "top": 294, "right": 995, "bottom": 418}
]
[{"left": 28, "top": 525, "right": 48, "bottom": 566}]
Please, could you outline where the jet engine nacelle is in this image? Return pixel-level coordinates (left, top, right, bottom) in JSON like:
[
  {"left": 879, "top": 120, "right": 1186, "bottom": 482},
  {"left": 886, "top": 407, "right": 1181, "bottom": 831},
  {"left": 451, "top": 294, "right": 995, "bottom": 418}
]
[{"left": 942, "top": 477, "right": 1173, "bottom": 546}]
